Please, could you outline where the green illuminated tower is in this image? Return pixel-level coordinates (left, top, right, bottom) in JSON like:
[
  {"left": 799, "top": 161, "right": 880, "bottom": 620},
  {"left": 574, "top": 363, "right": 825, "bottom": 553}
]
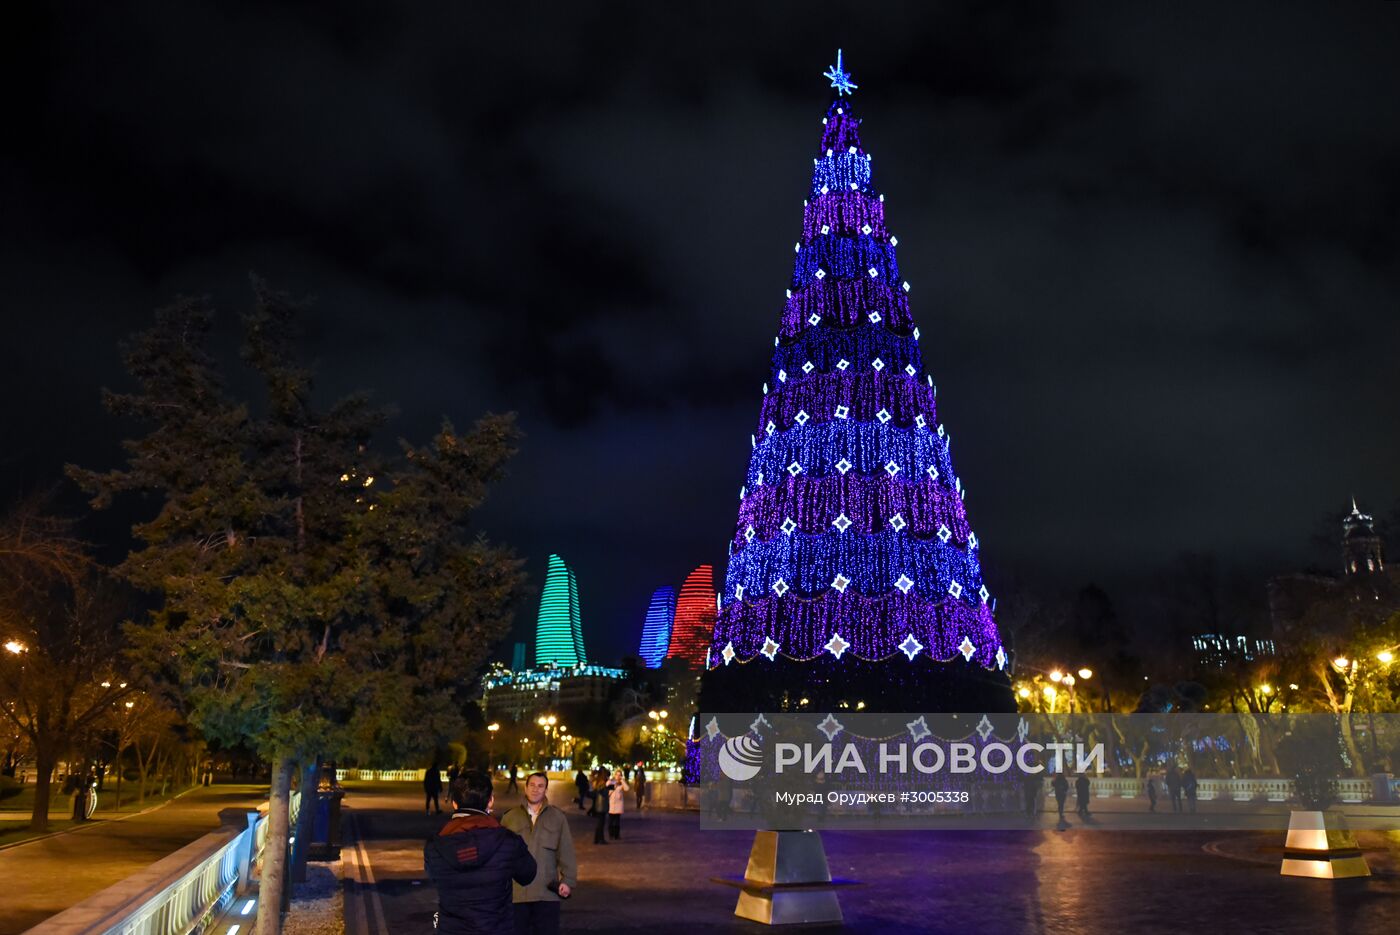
[{"left": 534, "top": 553, "right": 586, "bottom": 666}]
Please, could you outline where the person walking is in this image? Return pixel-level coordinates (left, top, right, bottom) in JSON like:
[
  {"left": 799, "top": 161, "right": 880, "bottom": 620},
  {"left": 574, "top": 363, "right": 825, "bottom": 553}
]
[
  {"left": 1146, "top": 775, "right": 1158, "bottom": 812},
  {"left": 607, "top": 768, "right": 630, "bottom": 840},
  {"left": 1075, "top": 773, "right": 1091, "bottom": 818},
  {"left": 574, "top": 769, "right": 590, "bottom": 811},
  {"left": 1022, "top": 772, "right": 1042, "bottom": 818},
  {"left": 1165, "top": 765, "right": 1182, "bottom": 813},
  {"left": 1183, "top": 767, "right": 1198, "bottom": 814},
  {"left": 634, "top": 768, "right": 647, "bottom": 812},
  {"left": 507, "top": 763, "right": 520, "bottom": 795},
  {"left": 1051, "top": 772, "right": 1069, "bottom": 821},
  {"left": 502, "top": 772, "right": 577, "bottom": 935},
  {"left": 589, "top": 769, "right": 612, "bottom": 845},
  {"left": 424, "top": 763, "right": 444, "bottom": 815},
  {"left": 424, "top": 771, "right": 537, "bottom": 935}
]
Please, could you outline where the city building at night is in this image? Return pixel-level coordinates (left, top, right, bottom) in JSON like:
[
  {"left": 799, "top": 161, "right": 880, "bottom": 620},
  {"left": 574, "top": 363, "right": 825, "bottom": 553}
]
[{"left": 480, "top": 661, "right": 626, "bottom": 725}]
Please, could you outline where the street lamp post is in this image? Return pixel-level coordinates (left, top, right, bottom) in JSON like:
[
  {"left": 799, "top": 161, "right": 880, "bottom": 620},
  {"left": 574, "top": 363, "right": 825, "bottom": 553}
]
[{"left": 487, "top": 722, "right": 499, "bottom": 773}]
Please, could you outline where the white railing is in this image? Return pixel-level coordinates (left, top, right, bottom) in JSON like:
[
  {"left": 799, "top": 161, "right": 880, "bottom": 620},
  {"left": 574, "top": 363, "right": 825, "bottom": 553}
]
[
  {"left": 26, "top": 792, "right": 299, "bottom": 935},
  {"left": 335, "top": 768, "right": 438, "bottom": 782}
]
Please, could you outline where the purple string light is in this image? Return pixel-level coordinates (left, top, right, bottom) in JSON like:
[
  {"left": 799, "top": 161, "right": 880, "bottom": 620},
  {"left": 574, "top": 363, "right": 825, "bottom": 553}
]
[
  {"left": 758, "top": 370, "right": 937, "bottom": 434},
  {"left": 733, "top": 474, "right": 971, "bottom": 548}
]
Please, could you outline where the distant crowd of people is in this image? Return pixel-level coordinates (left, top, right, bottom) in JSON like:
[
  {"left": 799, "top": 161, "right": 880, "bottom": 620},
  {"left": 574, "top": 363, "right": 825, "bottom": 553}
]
[
  {"left": 1022, "top": 765, "right": 1201, "bottom": 821},
  {"left": 422, "top": 762, "right": 655, "bottom": 934}
]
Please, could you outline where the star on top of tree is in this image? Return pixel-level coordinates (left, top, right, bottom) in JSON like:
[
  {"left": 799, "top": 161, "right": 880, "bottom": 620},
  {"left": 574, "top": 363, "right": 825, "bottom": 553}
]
[{"left": 823, "top": 49, "right": 858, "bottom": 97}]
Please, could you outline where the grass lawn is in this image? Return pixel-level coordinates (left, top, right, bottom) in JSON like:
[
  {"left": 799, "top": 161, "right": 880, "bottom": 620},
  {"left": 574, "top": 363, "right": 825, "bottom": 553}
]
[{"left": 0, "top": 784, "right": 193, "bottom": 847}]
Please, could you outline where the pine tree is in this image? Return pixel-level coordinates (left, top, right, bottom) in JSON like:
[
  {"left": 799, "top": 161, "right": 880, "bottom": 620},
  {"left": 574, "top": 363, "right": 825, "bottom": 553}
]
[
  {"left": 70, "top": 282, "right": 527, "bottom": 934},
  {"left": 700, "top": 57, "right": 1014, "bottom": 715}
]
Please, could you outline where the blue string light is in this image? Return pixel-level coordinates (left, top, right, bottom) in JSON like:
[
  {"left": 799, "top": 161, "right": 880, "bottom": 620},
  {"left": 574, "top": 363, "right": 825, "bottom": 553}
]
[
  {"left": 722, "top": 531, "right": 985, "bottom": 604},
  {"left": 810, "top": 151, "right": 872, "bottom": 195},
  {"left": 745, "top": 420, "right": 955, "bottom": 490},
  {"left": 792, "top": 233, "right": 900, "bottom": 290},
  {"left": 772, "top": 325, "right": 924, "bottom": 385}
]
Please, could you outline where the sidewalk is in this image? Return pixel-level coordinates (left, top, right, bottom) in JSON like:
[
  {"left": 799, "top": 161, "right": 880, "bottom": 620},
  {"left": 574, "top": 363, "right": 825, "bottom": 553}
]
[
  {"left": 0, "top": 783, "right": 266, "bottom": 935},
  {"left": 339, "top": 779, "right": 1400, "bottom": 934}
]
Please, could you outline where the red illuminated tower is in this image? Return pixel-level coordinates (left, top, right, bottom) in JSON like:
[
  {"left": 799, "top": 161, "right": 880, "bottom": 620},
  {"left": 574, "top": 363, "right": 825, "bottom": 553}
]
[{"left": 666, "top": 564, "right": 716, "bottom": 668}]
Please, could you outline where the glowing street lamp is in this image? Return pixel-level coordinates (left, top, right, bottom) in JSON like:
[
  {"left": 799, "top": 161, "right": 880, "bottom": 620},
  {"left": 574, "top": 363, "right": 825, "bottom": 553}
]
[
  {"left": 1077, "top": 668, "right": 1093, "bottom": 680},
  {"left": 1332, "top": 657, "right": 1350, "bottom": 672},
  {"left": 1260, "top": 684, "right": 1273, "bottom": 695},
  {"left": 3, "top": 640, "right": 25, "bottom": 655},
  {"left": 1049, "top": 670, "right": 1063, "bottom": 683},
  {"left": 1378, "top": 651, "right": 1394, "bottom": 665},
  {"left": 1017, "top": 687, "right": 1031, "bottom": 699}
]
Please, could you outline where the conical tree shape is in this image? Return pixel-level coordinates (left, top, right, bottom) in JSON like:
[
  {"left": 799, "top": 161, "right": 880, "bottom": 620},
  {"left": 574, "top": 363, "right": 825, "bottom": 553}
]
[
  {"left": 535, "top": 553, "right": 586, "bottom": 667},
  {"left": 701, "top": 94, "right": 1014, "bottom": 714},
  {"left": 638, "top": 585, "right": 676, "bottom": 668},
  {"left": 667, "top": 564, "right": 716, "bottom": 669}
]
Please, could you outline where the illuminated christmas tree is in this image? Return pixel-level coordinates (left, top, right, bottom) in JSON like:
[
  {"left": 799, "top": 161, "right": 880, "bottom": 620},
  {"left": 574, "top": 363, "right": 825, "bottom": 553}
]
[
  {"left": 701, "top": 54, "right": 1014, "bottom": 714},
  {"left": 637, "top": 585, "right": 675, "bottom": 668},
  {"left": 534, "top": 553, "right": 586, "bottom": 666}
]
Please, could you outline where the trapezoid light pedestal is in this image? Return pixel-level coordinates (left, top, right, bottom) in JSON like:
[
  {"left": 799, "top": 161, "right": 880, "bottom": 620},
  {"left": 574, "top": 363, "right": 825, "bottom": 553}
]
[
  {"left": 713, "top": 830, "right": 859, "bottom": 925},
  {"left": 1280, "top": 810, "right": 1371, "bottom": 879}
]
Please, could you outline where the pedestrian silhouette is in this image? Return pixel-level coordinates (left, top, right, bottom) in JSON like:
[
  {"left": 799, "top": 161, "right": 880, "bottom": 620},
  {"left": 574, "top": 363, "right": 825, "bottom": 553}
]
[
  {"left": 1075, "top": 773, "right": 1091, "bottom": 818},
  {"left": 1183, "top": 767, "right": 1198, "bottom": 814},
  {"left": 1165, "top": 765, "right": 1182, "bottom": 813},
  {"left": 1052, "top": 773, "right": 1069, "bottom": 822},
  {"left": 589, "top": 769, "right": 612, "bottom": 845},
  {"left": 574, "top": 769, "right": 590, "bottom": 811},
  {"left": 424, "top": 762, "right": 443, "bottom": 815},
  {"left": 1146, "top": 776, "right": 1158, "bottom": 813},
  {"left": 1023, "top": 772, "right": 1042, "bottom": 818},
  {"left": 507, "top": 763, "right": 519, "bottom": 794}
]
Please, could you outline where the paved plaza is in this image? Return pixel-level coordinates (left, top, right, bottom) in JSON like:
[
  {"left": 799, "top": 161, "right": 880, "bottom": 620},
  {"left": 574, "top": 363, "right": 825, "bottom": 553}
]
[{"left": 340, "top": 781, "right": 1400, "bottom": 935}]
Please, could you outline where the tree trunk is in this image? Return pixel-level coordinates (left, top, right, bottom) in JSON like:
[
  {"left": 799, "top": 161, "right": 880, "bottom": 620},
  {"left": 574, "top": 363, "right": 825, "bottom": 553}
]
[
  {"left": 30, "top": 746, "right": 57, "bottom": 833},
  {"left": 289, "top": 757, "right": 320, "bottom": 885},
  {"left": 256, "top": 756, "right": 296, "bottom": 935},
  {"left": 1340, "top": 713, "right": 1367, "bottom": 778}
]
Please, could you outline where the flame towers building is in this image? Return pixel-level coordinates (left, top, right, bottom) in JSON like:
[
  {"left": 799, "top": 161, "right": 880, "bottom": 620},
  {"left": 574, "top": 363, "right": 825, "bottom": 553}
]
[{"left": 534, "top": 553, "right": 586, "bottom": 667}]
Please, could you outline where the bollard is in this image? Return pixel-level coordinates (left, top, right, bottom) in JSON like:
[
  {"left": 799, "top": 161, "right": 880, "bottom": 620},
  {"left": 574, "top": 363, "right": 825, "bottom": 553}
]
[
  {"left": 1280, "top": 810, "right": 1370, "bottom": 879},
  {"left": 712, "top": 830, "right": 859, "bottom": 925}
]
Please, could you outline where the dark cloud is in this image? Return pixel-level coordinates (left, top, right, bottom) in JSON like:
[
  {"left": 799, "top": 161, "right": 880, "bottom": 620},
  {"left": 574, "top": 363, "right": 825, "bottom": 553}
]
[{"left": 3, "top": 1, "right": 1399, "bottom": 661}]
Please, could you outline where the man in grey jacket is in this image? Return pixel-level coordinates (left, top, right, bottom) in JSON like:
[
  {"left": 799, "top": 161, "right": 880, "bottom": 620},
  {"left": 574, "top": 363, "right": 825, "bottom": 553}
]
[{"left": 501, "top": 771, "right": 577, "bottom": 935}]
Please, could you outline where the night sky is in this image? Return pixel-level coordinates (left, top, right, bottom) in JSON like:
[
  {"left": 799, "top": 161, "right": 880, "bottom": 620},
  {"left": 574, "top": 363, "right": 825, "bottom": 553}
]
[{"left": 4, "top": 3, "right": 1399, "bottom": 663}]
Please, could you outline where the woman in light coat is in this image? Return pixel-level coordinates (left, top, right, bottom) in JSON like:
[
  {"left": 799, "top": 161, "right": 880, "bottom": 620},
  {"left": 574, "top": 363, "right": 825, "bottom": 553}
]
[{"left": 607, "top": 768, "right": 630, "bottom": 840}]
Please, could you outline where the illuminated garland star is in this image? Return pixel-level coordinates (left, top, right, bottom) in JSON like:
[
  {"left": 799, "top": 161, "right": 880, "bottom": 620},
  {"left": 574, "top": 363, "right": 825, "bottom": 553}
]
[{"left": 823, "top": 49, "right": 857, "bottom": 96}]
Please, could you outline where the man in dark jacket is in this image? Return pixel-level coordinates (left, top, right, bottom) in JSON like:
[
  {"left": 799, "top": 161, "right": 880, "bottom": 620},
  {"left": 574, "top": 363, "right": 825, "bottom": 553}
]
[
  {"left": 424, "top": 763, "right": 444, "bottom": 815},
  {"left": 425, "top": 770, "right": 537, "bottom": 934}
]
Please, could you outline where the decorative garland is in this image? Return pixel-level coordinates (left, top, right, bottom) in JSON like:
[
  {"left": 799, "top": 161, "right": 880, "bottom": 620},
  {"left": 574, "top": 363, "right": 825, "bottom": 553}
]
[
  {"left": 792, "top": 233, "right": 900, "bottom": 290},
  {"left": 711, "top": 588, "right": 1002, "bottom": 668},
  {"left": 779, "top": 278, "right": 913, "bottom": 338},
  {"left": 744, "top": 420, "right": 956, "bottom": 489},
  {"left": 731, "top": 473, "right": 972, "bottom": 550},
  {"left": 771, "top": 324, "right": 924, "bottom": 380},
  {"left": 757, "top": 369, "right": 937, "bottom": 434}
]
